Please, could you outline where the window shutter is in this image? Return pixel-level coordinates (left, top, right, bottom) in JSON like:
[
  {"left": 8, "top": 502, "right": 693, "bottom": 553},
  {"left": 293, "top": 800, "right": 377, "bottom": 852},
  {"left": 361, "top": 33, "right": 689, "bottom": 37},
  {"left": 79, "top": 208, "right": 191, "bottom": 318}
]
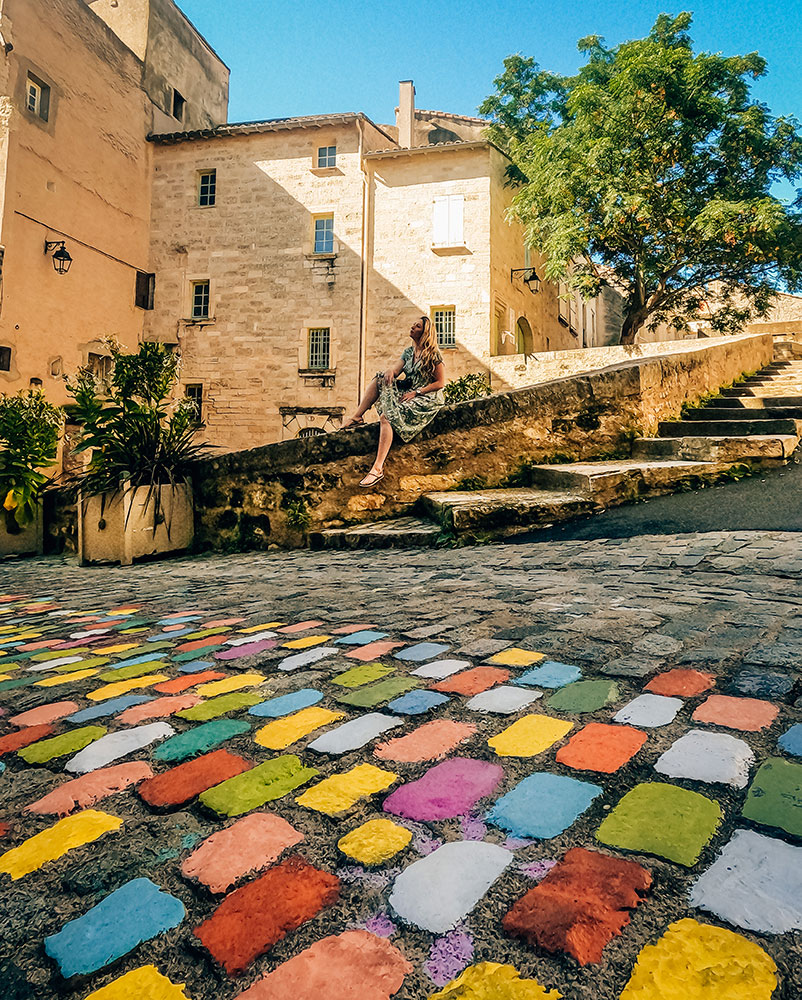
[
  {"left": 447, "top": 195, "right": 464, "bottom": 245},
  {"left": 432, "top": 197, "right": 449, "bottom": 245}
]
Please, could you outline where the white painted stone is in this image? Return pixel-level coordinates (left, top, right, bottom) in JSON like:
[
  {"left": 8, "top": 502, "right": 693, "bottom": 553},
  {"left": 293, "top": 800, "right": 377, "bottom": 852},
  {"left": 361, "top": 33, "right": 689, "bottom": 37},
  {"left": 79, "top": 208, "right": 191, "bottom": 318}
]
[
  {"left": 410, "top": 659, "right": 472, "bottom": 679},
  {"left": 466, "top": 686, "right": 541, "bottom": 714},
  {"left": 614, "top": 693, "right": 683, "bottom": 728},
  {"left": 389, "top": 841, "right": 512, "bottom": 933},
  {"left": 655, "top": 729, "right": 754, "bottom": 788},
  {"left": 690, "top": 828, "right": 802, "bottom": 933},
  {"left": 65, "top": 723, "right": 175, "bottom": 774},
  {"left": 307, "top": 712, "right": 403, "bottom": 754},
  {"left": 279, "top": 647, "right": 339, "bottom": 671},
  {"left": 224, "top": 631, "right": 277, "bottom": 645},
  {"left": 25, "top": 656, "right": 83, "bottom": 672}
]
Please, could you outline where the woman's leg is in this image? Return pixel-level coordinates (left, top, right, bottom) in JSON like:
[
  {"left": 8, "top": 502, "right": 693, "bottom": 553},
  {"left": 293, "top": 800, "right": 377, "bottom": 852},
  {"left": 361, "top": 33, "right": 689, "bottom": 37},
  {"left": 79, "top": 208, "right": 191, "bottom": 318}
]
[
  {"left": 373, "top": 415, "right": 394, "bottom": 472},
  {"left": 344, "top": 377, "right": 379, "bottom": 426}
]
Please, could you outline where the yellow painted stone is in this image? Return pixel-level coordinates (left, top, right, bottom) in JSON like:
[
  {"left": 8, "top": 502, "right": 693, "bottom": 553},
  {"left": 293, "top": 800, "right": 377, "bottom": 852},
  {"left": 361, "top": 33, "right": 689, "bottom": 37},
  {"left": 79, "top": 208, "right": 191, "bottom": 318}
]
[
  {"left": 238, "top": 621, "right": 285, "bottom": 633},
  {"left": 282, "top": 634, "right": 332, "bottom": 649},
  {"left": 85, "top": 964, "right": 190, "bottom": 999},
  {"left": 0, "top": 809, "right": 122, "bottom": 879},
  {"left": 428, "top": 962, "right": 561, "bottom": 999},
  {"left": 297, "top": 763, "right": 398, "bottom": 815},
  {"left": 0, "top": 673, "right": 12, "bottom": 681},
  {"left": 196, "top": 672, "right": 265, "bottom": 697},
  {"left": 487, "top": 648, "right": 545, "bottom": 667},
  {"left": 86, "top": 675, "right": 170, "bottom": 701},
  {"left": 620, "top": 918, "right": 777, "bottom": 1000},
  {"left": 35, "top": 668, "right": 99, "bottom": 687},
  {"left": 254, "top": 706, "right": 345, "bottom": 750},
  {"left": 93, "top": 642, "right": 139, "bottom": 654},
  {"left": 338, "top": 818, "right": 412, "bottom": 865},
  {"left": 488, "top": 715, "right": 573, "bottom": 757}
]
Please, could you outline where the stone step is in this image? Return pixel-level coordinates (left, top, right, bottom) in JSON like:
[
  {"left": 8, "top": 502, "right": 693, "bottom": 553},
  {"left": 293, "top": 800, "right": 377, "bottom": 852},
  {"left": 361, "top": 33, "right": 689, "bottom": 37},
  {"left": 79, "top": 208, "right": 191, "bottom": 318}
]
[
  {"left": 658, "top": 418, "right": 801, "bottom": 437},
  {"left": 720, "top": 389, "right": 802, "bottom": 403},
  {"left": 632, "top": 435, "right": 798, "bottom": 463},
  {"left": 685, "top": 406, "right": 802, "bottom": 420},
  {"left": 526, "top": 459, "right": 733, "bottom": 500},
  {"left": 421, "top": 489, "right": 601, "bottom": 535},
  {"left": 706, "top": 396, "right": 802, "bottom": 409},
  {"left": 308, "top": 516, "right": 441, "bottom": 550}
]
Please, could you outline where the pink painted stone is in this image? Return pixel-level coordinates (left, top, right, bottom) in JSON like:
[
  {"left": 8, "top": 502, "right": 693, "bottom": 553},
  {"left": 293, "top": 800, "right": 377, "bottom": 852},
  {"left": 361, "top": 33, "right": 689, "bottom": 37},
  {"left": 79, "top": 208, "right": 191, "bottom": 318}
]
[
  {"left": 204, "top": 617, "right": 246, "bottom": 628},
  {"left": 215, "top": 639, "right": 278, "bottom": 660},
  {"left": 25, "top": 761, "right": 153, "bottom": 816},
  {"left": 235, "top": 929, "right": 412, "bottom": 1000},
  {"left": 692, "top": 695, "right": 779, "bottom": 732},
  {"left": 346, "top": 641, "right": 405, "bottom": 661},
  {"left": 278, "top": 620, "right": 324, "bottom": 634},
  {"left": 182, "top": 812, "right": 304, "bottom": 893},
  {"left": 10, "top": 701, "right": 80, "bottom": 727},
  {"left": 374, "top": 720, "right": 477, "bottom": 763},
  {"left": 383, "top": 757, "right": 504, "bottom": 821},
  {"left": 331, "top": 624, "right": 378, "bottom": 634},
  {"left": 117, "top": 694, "right": 201, "bottom": 724}
]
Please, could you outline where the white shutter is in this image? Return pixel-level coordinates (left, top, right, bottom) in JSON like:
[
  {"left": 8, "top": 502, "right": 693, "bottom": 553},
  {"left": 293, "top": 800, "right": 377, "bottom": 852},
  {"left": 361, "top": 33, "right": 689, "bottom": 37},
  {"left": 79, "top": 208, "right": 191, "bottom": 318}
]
[
  {"left": 447, "top": 195, "right": 464, "bottom": 245},
  {"left": 432, "top": 197, "right": 449, "bottom": 245}
]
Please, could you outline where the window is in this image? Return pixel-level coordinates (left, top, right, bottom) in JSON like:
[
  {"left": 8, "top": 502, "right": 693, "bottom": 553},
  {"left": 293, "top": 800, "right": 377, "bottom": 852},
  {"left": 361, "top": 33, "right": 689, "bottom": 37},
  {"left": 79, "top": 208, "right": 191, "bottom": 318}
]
[
  {"left": 515, "top": 316, "right": 534, "bottom": 354},
  {"left": 198, "top": 170, "right": 216, "bottom": 207},
  {"left": 135, "top": 271, "right": 155, "bottom": 310},
  {"left": 432, "top": 195, "right": 464, "bottom": 247},
  {"left": 25, "top": 74, "right": 50, "bottom": 122},
  {"left": 317, "top": 145, "right": 336, "bottom": 167},
  {"left": 558, "top": 281, "right": 570, "bottom": 325},
  {"left": 88, "top": 353, "right": 112, "bottom": 378},
  {"left": 172, "top": 88, "right": 186, "bottom": 122},
  {"left": 0, "top": 346, "right": 10, "bottom": 372},
  {"left": 191, "top": 280, "right": 210, "bottom": 319},
  {"left": 307, "top": 327, "right": 331, "bottom": 369},
  {"left": 433, "top": 307, "right": 456, "bottom": 348},
  {"left": 184, "top": 384, "right": 203, "bottom": 421},
  {"left": 313, "top": 216, "right": 334, "bottom": 254}
]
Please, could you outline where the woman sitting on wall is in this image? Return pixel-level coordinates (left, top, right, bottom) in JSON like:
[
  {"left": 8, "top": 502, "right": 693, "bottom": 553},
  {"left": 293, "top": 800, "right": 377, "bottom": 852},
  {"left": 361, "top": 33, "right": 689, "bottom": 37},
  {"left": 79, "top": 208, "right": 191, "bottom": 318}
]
[{"left": 342, "top": 316, "right": 446, "bottom": 488}]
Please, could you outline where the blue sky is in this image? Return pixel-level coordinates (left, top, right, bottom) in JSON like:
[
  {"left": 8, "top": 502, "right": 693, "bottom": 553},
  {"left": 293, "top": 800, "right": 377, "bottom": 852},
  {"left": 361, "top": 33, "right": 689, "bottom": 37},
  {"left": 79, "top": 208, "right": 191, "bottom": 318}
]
[{"left": 180, "top": 0, "right": 800, "bottom": 129}]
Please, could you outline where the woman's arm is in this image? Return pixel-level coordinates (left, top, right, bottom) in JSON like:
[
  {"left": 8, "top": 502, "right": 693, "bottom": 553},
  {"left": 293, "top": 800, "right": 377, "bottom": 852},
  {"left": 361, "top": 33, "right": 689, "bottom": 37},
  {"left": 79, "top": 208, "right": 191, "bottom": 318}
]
[
  {"left": 383, "top": 357, "right": 405, "bottom": 384},
  {"left": 402, "top": 362, "right": 446, "bottom": 400}
]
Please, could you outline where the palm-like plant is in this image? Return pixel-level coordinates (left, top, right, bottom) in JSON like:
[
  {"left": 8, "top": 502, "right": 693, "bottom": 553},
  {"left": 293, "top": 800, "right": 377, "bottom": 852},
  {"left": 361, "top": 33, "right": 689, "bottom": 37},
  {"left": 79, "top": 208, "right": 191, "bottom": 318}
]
[{"left": 0, "top": 390, "right": 63, "bottom": 530}]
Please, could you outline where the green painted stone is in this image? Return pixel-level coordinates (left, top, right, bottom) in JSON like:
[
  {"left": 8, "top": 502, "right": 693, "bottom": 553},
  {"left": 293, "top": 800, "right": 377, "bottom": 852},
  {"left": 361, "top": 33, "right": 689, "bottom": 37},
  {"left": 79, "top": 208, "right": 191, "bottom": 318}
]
[
  {"left": 0, "top": 676, "right": 39, "bottom": 691},
  {"left": 200, "top": 755, "right": 318, "bottom": 816},
  {"left": 98, "top": 660, "right": 167, "bottom": 682},
  {"left": 173, "top": 646, "right": 224, "bottom": 662},
  {"left": 330, "top": 662, "right": 394, "bottom": 688},
  {"left": 176, "top": 692, "right": 263, "bottom": 721},
  {"left": 17, "top": 725, "right": 107, "bottom": 764},
  {"left": 548, "top": 679, "right": 619, "bottom": 714},
  {"left": 335, "top": 677, "right": 421, "bottom": 708},
  {"left": 178, "top": 627, "right": 229, "bottom": 641},
  {"left": 596, "top": 781, "right": 722, "bottom": 866},
  {"left": 742, "top": 757, "right": 802, "bottom": 837},
  {"left": 54, "top": 656, "right": 110, "bottom": 672},
  {"left": 152, "top": 719, "right": 251, "bottom": 762}
]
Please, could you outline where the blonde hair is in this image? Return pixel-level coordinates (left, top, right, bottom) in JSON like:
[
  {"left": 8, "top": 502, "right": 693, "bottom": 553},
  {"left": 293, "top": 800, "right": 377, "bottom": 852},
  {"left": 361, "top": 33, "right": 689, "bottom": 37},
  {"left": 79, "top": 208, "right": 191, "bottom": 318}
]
[{"left": 417, "top": 316, "right": 442, "bottom": 377}]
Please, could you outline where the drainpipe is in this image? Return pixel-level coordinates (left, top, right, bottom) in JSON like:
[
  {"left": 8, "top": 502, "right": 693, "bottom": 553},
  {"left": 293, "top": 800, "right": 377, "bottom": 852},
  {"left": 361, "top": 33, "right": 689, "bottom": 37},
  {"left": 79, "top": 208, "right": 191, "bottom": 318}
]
[{"left": 357, "top": 117, "right": 367, "bottom": 400}]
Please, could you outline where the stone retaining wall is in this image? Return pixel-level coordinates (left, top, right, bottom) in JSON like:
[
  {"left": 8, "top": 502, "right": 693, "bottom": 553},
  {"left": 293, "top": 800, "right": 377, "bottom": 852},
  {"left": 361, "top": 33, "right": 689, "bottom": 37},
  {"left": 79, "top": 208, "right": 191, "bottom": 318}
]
[{"left": 192, "top": 332, "right": 771, "bottom": 551}]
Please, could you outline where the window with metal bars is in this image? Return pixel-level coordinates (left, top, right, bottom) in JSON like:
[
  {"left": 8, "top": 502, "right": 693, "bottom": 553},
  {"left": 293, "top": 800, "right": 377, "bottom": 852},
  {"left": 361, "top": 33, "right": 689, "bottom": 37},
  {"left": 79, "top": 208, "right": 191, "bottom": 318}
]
[
  {"left": 433, "top": 308, "right": 456, "bottom": 348},
  {"left": 317, "top": 145, "right": 336, "bottom": 167},
  {"left": 191, "top": 280, "right": 210, "bottom": 319},
  {"left": 198, "top": 170, "right": 216, "bottom": 207},
  {"left": 184, "top": 384, "right": 203, "bottom": 421},
  {"left": 307, "top": 327, "right": 330, "bottom": 369},
  {"left": 313, "top": 216, "right": 334, "bottom": 254}
]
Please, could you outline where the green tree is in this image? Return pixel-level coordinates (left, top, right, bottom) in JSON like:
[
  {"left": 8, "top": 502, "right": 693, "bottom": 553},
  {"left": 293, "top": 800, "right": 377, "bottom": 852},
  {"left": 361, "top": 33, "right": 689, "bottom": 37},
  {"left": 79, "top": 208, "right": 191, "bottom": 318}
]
[
  {"left": 0, "top": 391, "right": 63, "bottom": 528},
  {"left": 480, "top": 13, "right": 802, "bottom": 343}
]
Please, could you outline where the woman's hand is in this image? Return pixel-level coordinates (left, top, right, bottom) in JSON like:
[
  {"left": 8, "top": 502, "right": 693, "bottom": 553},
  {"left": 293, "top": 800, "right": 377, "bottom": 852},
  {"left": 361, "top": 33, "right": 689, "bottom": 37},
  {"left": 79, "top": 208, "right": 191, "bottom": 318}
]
[
  {"left": 384, "top": 368, "right": 396, "bottom": 384},
  {"left": 401, "top": 391, "right": 417, "bottom": 403}
]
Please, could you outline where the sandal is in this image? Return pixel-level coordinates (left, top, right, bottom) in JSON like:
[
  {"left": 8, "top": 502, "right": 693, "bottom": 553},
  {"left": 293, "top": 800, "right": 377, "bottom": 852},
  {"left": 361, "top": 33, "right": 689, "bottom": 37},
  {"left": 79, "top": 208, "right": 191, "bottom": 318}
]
[
  {"left": 359, "top": 471, "right": 384, "bottom": 488},
  {"left": 341, "top": 416, "right": 364, "bottom": 430}
]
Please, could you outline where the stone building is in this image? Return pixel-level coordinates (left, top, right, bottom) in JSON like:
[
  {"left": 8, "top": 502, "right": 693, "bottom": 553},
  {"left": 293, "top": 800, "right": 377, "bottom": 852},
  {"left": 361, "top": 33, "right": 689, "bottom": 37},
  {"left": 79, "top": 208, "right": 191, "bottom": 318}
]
[
  {"left": 146, "top": 82, "right": 621, "bottom": 451},
  {"left": 0, "top": 0, "right": 228, "bottom": 400}
]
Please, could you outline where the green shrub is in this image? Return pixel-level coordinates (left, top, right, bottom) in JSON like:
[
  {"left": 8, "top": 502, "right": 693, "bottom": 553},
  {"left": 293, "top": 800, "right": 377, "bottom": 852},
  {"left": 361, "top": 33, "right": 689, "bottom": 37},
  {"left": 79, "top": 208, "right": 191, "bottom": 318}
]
[
  {"left": 444, "top": 372, "right": 492, "bottom": 403},
  {"left": 0, "top": 391, "right": 63, "bottom": 528}
]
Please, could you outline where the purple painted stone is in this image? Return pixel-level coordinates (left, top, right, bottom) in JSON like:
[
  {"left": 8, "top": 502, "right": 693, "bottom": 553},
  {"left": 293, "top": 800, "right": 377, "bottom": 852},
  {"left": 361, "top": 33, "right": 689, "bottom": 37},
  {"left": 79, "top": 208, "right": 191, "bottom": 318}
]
[
  {"left": 383, "top": 758, "right": 504, "bottom": 821},
  {"left": 214, "top": 639, "right": 278, "bottom": 660}
]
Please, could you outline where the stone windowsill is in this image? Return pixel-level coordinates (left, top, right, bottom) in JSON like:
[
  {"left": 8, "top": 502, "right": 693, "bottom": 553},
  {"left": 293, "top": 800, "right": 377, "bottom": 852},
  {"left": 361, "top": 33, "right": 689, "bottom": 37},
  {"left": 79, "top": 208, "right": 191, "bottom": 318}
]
[
  {"left": 304, "top": 252, "right": 338, "bottom": 262},
  {"left": 431, "top": 243, "right": 471, "bottom": 256},
  {"left": 183, "top": 316, "right": 216, "bottom": 325},
  {"left": 309, "top": 166, "right": 342, "bottom": 177},
  {"left": 299, "top": 368, "right": 336, "bottom": 379}
]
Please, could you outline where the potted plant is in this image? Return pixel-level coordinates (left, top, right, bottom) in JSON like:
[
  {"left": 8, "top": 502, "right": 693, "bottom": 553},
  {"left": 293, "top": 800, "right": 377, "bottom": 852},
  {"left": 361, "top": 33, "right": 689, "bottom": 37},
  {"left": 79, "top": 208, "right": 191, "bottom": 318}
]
[
  {"left": 0, "top": 389, "right": 63, "bottom": 557},
  {"left": 65, "top": 341, "right": 207, "bottom": 566}
]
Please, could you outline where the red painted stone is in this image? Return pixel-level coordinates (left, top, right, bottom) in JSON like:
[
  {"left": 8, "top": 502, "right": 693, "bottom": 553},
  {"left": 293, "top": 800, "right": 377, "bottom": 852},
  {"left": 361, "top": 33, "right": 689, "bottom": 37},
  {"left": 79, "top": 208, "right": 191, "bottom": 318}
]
[
  {"left": 0, "top": 821, "right": 10, "bottom": 837},
  {"left": 138, "top": 749, "right": 252, "bottom": 809},
  {"left": 503, "top": 847, "right": 651, "bottom": 965},
  {"left": 176, "top": 635, "right": 230, "bottom": 652},
  {"left": 645, "top": 669, "right": 715, "bottom": 697},
  {"left": 0, "top": 723, "right": 55, "bottom": 756},
  {"left": 193, "top": 855, "right": 340, "bottom": 975},
  {"left": 153, "top": 671, "right": 227, "bottom": 694},
  {"left": 430, "top": 666, "right": 511, "bottom": 696}
]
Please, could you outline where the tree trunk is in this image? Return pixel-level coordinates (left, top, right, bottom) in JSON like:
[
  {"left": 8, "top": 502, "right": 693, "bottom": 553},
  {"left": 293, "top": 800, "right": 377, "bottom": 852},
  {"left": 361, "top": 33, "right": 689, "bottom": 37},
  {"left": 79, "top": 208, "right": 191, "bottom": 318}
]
[{"left": 620, "top": 309, "right": 648, "bottom": 345}]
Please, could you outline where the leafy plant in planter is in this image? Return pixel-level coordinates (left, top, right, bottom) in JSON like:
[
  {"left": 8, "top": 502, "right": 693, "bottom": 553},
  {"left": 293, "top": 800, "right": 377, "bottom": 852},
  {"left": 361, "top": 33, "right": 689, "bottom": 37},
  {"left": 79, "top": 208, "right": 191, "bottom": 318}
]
[
  {"left": 0, "top": 390, "right": 63, "bottom": 532},
  {"left": 443, "top": 372, "right": 493, "bottom": 404}
]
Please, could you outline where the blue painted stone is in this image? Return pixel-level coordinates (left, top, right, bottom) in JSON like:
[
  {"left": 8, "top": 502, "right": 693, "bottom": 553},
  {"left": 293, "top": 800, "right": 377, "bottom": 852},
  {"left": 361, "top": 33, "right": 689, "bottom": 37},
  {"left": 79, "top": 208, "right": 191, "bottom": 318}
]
[
  {"left": 104, "top": 653, "right": 168, "bottom": 668},
  {"left": 388, "top": 690, "right": 450, "bottom": 715},
  {"left": 395, "top": 642, "right": 450, "bottom": 662},
  {"left": 0, "top": 761, "right": 5, "bottom": 775},
  {"left": 728, "top": 667, "right": 795, "bottom": 700},
  {"left": 68, "top": 695, "right": 154, "bottom": 723},
  {"left": 486, "top": 772, "right": 603, "bottom": 839},
  {"left": 152, "top": 718, "right": 251, "bottom": 762},
  {"left": 157, "top": 615, "right": 203, "bottom": 625},
  {"left": 514, "top": 661, "right": 582, "bottom": 689},
  {"left": 779, "top": 723, "right": 802, "bottom": 758},
  {"left": 153, "top": 628, "right": 191, "bottom": 639},
  {"left": 248, "top": 688, "right": 324, "bottom": 717},
  {"left": 334, "top": 630, "right": 389, "bottom": 645},
  {"left": 44, "top": 877, "right": 185, "bottom": 977},
  {"left": 178, "top": 659, "right": 215, "bottom": 673}
]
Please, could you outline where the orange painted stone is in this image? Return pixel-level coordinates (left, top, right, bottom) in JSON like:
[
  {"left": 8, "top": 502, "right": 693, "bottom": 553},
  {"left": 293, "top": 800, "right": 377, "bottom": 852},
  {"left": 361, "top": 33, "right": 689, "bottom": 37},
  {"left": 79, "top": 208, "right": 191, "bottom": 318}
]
[
  {"left": 645, "top": 670, "right": 715, "bottom": 697},
  {"left": 25, "top": 762, "right": 153, "bottom": 816},
  {"left": 431, "top": 667, "right": 511, "bottom": 696},
  {"left": 193, "top": 855, "right": 340, "bottom": 975},
  {"left": 503, "top": 847, "right": 652, "bottom": 965},
  {"left": 0, "top": 821, "right": 9, "bottom": 837},
  {"left": 176, "top": 635, "right": 230, "bottom": 652},
  {"left": 278, "top": 620, "right": 324, "bottom": 633},
  {"left": 346, "top": 640, "right": 405, "bottom": 661},
  {"left": 556, "top": 724, "right": 647, "bottom": 774},
  {"left": 138, "top": 749, "right": 252, "bottom": 809},
  {"left": 235, "top": 929, "right": 412, "bottom": 999},
  {"left": 692, "top": 695, "right": 779, "bottom": 732},
  {"left": 117, "top": 694, "right": 201, "bottom": 724},
  {"left": 374, "top": 720, "right": 477, "bottom": 763},
  {"left": 153, "top": 671, "right": 226, "bottom": 694},
  {"left": 0, "top": 723, "right": 54, "bottom": 756},
  {"left": 10, "top": 701, "right": 79, "bottom": 727}
]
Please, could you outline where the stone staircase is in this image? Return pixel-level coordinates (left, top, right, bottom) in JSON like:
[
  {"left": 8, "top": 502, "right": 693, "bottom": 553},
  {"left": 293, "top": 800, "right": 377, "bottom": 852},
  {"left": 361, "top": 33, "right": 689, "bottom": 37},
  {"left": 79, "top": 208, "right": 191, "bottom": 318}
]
[{"left": 309, "top": 354, "right": 802, "bottom": 550}]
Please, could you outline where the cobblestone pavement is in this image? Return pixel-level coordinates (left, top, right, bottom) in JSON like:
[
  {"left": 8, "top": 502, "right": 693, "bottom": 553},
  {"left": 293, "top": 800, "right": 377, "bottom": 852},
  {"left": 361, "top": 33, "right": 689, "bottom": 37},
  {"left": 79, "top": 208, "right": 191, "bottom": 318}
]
[{"left": 0, "top": 531, "right": 801, "bottom": 1000}]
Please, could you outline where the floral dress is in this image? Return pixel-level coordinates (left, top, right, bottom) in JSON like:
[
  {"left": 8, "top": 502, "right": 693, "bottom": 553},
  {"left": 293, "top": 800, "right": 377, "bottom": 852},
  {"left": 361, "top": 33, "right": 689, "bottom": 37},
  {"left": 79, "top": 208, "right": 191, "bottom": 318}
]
[{"left": 375, "top": 346, "right": 444, "bottom": 442}]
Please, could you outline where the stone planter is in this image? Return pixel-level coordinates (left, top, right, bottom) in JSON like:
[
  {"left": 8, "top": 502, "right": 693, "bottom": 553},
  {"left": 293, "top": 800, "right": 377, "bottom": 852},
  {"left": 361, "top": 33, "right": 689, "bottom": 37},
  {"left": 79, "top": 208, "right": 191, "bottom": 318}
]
[
  {"left": 78, "top": 484, "right": 193, "bottom": 566},
  {"left": 0, "top": 507, "right": 44, "bottom": 558}
]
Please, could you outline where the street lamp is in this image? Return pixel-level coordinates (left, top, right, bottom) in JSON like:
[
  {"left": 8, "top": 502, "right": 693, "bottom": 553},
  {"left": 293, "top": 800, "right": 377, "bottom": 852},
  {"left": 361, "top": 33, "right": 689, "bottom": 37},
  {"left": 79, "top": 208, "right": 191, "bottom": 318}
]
[
  {"left": 44, "top": 240, "right": 72, "bottom": 275},
  {"left": 510, "top": 266, "right": 541, "bottom": 293}
]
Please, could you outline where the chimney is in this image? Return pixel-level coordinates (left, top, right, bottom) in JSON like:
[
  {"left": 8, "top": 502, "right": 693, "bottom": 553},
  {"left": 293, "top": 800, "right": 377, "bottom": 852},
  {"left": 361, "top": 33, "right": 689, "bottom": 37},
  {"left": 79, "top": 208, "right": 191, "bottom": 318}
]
[{"left": 397, "top": 80, "right": 415, "bottom": 149}]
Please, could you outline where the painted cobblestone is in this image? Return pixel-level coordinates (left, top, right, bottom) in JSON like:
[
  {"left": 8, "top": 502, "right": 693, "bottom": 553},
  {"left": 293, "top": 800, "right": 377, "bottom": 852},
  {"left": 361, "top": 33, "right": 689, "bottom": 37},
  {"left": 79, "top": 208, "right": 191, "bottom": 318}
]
[{"left": 0, "top": 531, "right": 800, "bottom": 999}]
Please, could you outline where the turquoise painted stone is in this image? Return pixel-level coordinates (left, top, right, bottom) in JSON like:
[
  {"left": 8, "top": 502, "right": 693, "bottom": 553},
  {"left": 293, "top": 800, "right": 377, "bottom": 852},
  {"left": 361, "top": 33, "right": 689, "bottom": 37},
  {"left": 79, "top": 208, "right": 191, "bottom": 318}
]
[
  {"left": 388, "top": 690, "right": 450, "bottom": 715},
  {"left": 515, "top": 661, "right": 582, "bottom": 688},
  {"left": 152, "top": 719, "right": 251, "bottom": 762},
  {"left": 44, "top": 877, "right": 185, "bottom": 977},
  {"left": 249, "top": 689, "right": 323, "bottom": 718},
  {"left": 68, "top": 695, "right": 154, "bottom": 723},
  {"left": 486, "top": 772, "right": 603, "bottom": 839},
  {"left": 779, "top": 724, "right": 802, "bottom": 757}
]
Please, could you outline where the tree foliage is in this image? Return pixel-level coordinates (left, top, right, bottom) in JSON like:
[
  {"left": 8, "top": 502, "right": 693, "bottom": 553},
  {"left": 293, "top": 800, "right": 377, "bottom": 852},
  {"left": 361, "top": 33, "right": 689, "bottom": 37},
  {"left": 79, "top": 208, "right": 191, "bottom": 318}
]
[
  {"left": 480, "top": 12, "right": 802, "bottom": 342},
  {"left": 0, "top": 391, "right": 63, "bottom": 528}
]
